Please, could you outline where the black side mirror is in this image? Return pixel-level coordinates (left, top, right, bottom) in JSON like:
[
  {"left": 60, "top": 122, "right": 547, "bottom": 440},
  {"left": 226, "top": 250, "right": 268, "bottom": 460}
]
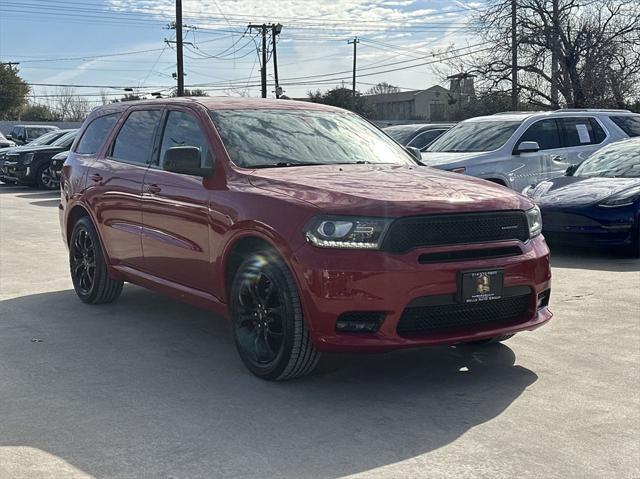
[
  {"left": 406, "top": 146, "right": 423, "bottom": 164},
  {"left": 162, "top": 146, "right": 211, "bottom": 177},
  {"left": 565, "top": 164, "right": 578, "bottom": 176},
  {"left": 515, "top": 141, "right": 540, "bottom": 154},
  {"left": 6, "top": 134, "right": 12, "bottom": 140}
]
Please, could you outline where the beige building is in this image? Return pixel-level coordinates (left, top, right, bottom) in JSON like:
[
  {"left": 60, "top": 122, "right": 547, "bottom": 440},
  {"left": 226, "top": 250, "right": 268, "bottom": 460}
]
[{"left": 365, "top": 75, "right": 475, "bottom": 121}]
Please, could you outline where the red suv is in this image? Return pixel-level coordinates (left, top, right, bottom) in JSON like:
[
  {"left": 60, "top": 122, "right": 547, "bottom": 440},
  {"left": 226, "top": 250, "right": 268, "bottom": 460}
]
[{"left": 59, "top": 98, "right": 552, "bottom": 380}]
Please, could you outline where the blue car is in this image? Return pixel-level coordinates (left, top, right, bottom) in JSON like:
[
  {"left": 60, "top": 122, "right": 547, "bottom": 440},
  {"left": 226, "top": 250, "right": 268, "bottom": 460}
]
[{"left": 523, "top": 138, "right": 640, "bottom": 256}]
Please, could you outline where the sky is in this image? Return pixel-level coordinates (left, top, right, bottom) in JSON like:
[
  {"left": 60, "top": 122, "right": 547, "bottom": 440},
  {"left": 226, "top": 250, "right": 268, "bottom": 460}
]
[{"left": 0, "top": 0, "right": 482, "bottom": 107}]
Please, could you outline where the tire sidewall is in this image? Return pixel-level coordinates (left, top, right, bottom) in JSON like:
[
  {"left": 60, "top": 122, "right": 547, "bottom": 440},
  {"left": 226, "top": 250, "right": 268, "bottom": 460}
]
[
  {"left": 70, "top": 217, "right": 108, "bottom": 303},
  {"left": 230, "top": 254, "right": 299, "bottom": 380},
  {"left": 36, "top": 161, "right": 58, "bottom": 190}
]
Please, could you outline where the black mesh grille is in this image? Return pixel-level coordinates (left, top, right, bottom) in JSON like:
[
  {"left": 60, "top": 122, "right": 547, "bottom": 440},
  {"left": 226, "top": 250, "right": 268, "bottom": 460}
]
[
  {"left": 382, "top": 211, "right": 529, "bottom": 253},
  {"left": 397, "top": 291, "right": 532, "bottom": 336}
]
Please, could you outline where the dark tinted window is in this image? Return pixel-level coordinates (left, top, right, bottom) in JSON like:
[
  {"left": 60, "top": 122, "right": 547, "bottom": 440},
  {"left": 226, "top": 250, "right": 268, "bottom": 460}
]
[
  {"left": 384, "top": 125, "right": 422, "bottom": 145},
  {"left": 159, "top": 111, "right": 213, "bottom": 168},
  {"left": 558, "top": 117, "right": 603, "bottom": 147},
  {"left": 517, "top": 119, "right": 560, "bottom": 150},
  {"left": 76, "top": 114, "right": 119, "bottom": 154},
  {"left": 51, "top": 131, "right": 77, "bottom": 147},
  {"left": 27, "top": 127, "right": 53, "bottom": 139},
  {"left": 409, "top": 129, "right": 448, "bottom": 150},
  {"left": 11, "top": 127, "right": 22, "bottom": 138},
  {"left": 609, "top": 115, "right": 640, "bottom": 137},
  {"left": 112, "top": 110, "right": 162, "bottom": 164},
  {"left": 590, "top": 118, "right": 606, "bottom": 143}
]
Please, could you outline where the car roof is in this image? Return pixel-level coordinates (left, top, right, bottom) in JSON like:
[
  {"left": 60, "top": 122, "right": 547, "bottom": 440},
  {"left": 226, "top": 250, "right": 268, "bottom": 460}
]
[
  {"left": 90, "top": 97, "right": 347, "bottom": 116},
  {"left": 466, "top": 109, "right": 638, "bottom": 123},
  {"left": 384, "top": 123, "right": 454, "bottom": 131},
  {"left": 14, "top": 124, "right": 59, "bottom": 129}
]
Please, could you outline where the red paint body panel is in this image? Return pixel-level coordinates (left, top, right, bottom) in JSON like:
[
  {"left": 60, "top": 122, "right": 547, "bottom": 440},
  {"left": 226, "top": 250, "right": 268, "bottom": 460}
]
[{"left": 59, "top": 98, "right": 553, "bottom": 354}]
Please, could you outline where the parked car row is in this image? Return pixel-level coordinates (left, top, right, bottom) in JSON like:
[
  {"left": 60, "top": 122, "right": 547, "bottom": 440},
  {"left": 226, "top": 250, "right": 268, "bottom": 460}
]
[
  {"left": 0, "top": 129, "right": 77, "bottom": 189},
  {"left": 2, "top": 124, "right": 60, "bottom": 146}
]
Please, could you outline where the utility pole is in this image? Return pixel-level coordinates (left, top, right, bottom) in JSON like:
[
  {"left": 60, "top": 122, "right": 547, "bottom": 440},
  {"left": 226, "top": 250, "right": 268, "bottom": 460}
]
[
  {"left": 249, "top": 24, "right": 268, "bottom": 98},
  {"left": 550, "top": 0, "right": 559, "bottom": 108},
  {"left": 272, "top": 24, "right": 282, "bottom": 98},
  {"left": 348, "top": 37, "right": 359, "bottom": 111},
  {"left": 175, "top": 0, "right": 184, "bottom": 96},
  {"left": 511, "top": 0, "right": 518, "bottom": 111}
]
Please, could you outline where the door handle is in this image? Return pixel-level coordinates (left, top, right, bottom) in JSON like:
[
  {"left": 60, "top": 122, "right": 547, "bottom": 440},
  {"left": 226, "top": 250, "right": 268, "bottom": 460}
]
[
  {"left": 89, "top": 173, "right": 102, "bottom": 182},
  {"left": 551, "top": 156, "right": 565, "bottom": 163},
  {"left": 144, "top": 184, "right": 162, "bottom": 194}
]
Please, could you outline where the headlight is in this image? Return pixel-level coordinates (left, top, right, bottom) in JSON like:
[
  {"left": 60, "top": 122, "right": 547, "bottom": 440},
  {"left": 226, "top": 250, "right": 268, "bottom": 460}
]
[
  {"left": 304, "top": 216, "right": 392, "bottom": 249},
  {"left": 526, "top": 206, "right": 542, "bottom": 238},
  {"left": 22, "top": 152, "right": 35, "bottom": 165},
  {"left": 598, "top": 186, "right": 640, "bottom": 208}
]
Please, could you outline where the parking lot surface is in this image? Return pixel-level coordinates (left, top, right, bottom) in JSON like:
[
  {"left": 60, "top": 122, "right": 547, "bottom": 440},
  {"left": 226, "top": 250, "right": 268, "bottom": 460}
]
[{"left": 0, "top": 185, "right": 638, "bottom": 479}]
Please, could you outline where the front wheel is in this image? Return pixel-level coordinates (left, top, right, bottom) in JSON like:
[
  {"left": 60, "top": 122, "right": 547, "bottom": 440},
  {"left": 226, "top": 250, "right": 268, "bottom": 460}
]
[
  {"left": 230, "top": 252, "right": 320, "bottom": 380},
  {"left": 36, "top": 162, "right": 59, "bottom": 190},
  {"left": 69, "top": 217, "right": 123, "bottom": 304}
]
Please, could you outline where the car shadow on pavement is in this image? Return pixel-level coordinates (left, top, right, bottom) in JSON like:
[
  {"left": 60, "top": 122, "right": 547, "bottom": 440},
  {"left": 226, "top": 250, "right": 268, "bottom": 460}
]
[
  {"left": 29, "top": 199, "right": 61, "bottom": 207},
  {"left": 550, "top": 244, "right": 639, "bottom": 272},
  {"left": 16, "top": 191, "right": 59, "bottom": 199},
  {"left": 0, "top": 286, "right": 538, "bottom": 479}
]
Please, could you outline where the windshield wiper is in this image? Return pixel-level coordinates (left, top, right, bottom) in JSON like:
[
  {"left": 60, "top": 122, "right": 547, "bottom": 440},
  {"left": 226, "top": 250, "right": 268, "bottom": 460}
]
[{"left": 251, "top": 161, "right": 328, "bottom": 168}]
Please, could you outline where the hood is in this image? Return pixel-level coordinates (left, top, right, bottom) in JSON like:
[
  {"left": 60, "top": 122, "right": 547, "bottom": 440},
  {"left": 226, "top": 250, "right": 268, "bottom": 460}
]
[
  {"left": 248, "top": 164, "right": 532, "bottom": 216},
  {"left": 528, "top": 176, "right": 640, "bottom": 207},
  {"left": 3, "top": 145, "right": 66, "bottom": 156},
  {"left": 420, "top": 151, "right": 490, "bottom": 167}
]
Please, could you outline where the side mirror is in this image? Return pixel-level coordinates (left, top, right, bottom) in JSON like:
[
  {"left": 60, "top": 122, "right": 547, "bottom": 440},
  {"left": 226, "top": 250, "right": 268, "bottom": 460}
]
[
  {"left": 516, "top": 141, "right": 540, "bottom": 154},
  {"left": 6, "top": 134, "right": 12, "bottom": 140},
  {"left": 162, "top": 146, "right": 211, "bottom": 177},
  {"left": 406, "top": 146, "right": 423, "bottom": 164},
  {"left": 565, "top": 164, "right": 578, "bottom": 176}
]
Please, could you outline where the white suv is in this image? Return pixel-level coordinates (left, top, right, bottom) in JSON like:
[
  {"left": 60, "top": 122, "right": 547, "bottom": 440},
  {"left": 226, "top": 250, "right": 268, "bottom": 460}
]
[{"left": 421, "top": 109, "right": 640, "bottom": 191}]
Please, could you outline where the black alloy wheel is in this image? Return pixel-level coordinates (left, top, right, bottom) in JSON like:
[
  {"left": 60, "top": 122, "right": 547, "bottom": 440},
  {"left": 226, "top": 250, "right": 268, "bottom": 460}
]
[
  {"left": 37, "top": 162, "right": 59, "bottom": 190},
  {"left": 69, "top": 217, "right": 123, "bottom": 304},
  {"left": 230, "top": 252, "right": 320, "bottom": 380}
]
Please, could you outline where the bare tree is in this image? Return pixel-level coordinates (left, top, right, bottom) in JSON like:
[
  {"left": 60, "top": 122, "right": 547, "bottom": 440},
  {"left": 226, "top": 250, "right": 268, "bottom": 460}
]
[
  {"left": 366, "top": 82, "right": 401, "bottom": 95},
  {"left": 467, "top": 0, "right": 640, "bottom": 108},
  {"left": 45, "top": 87, "right": 90, "bottom": 120}
]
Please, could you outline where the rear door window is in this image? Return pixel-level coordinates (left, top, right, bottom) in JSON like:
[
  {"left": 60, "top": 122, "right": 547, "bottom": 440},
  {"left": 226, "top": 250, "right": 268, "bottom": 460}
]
[
  {"left": 609, "top": 115, "right": 640, "bottom": 137},
  {"left": 76, "top": 114, "right": 119, "bottom": 154},
  {"left": 516, "top": 119, "right": 561, "bottom": 150},
  {"left": 558, "top": 117, "right": 605, "bottom": 147},
  {"left": 111, "top": 110, "right": 163, "bottom": 165}
]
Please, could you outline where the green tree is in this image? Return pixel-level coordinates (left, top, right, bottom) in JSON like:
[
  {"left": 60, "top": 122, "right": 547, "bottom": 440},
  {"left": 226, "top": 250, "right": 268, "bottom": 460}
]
[
  {"left": 307, "top": 87, "right": 372, "bottom": 116},
  {"left": 21, "top": 103, "right": 61, "bottom": 121},
  {"left": 0, "top": 65, "right": 29, "bottom": 119}
]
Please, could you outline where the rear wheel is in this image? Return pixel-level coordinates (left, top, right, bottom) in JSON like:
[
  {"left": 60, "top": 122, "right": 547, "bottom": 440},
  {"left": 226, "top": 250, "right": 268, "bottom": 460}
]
[
  {"left": 69, "top": 217, "right": 123, "bottom": 304},
  {"left": 230, "top": 252, "right": 320, "bottom": 380},
  {"left": 467, "top": 334, "right": 514, "bottom": 346},
  {"left": 36, "top": 162, "right": 59, "bottom": 190}
]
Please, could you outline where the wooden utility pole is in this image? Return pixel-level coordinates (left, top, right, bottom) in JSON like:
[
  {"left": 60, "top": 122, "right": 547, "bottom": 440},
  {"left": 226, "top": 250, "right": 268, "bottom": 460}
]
[
  {"left": 175, "top": 0, "right": 184, "bottom": 96},
  {"left": 348, "top": 37, "right": 359, "bottom": 110},
  {"left": 511, "top": 0, "right": 518, "bottom": 110},
  {"left": 272, "top": 24, "right": 282, "bottom": 98}
]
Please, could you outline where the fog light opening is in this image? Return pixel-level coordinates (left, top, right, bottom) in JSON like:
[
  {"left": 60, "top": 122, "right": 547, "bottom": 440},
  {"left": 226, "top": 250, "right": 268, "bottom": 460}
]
[
  {"left": 537, "top": 289, "right": 551, "bottom": 309},
  {"left": 336, "top": 312, "right": 385, "bottom": 333}
]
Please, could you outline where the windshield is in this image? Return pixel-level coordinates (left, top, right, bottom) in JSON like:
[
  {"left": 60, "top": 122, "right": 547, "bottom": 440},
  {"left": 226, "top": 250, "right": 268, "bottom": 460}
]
[
  {"left": 575, "top": 140, "right": 640, "bottom": 178},
  {"left": 27, "top": 130, "right": 63, "bottom": 146},
  {"left": 51, "top": 131, "right": 77, "bottom": 147},
  {"left": 427, "top": 120, "right": 522, "bottom": 153},
  {"left": 383, "top": 125, "right": 421, "bottom": 145},
  {"left": 209, "top": 109, "right": 416, "bottom": 168}
]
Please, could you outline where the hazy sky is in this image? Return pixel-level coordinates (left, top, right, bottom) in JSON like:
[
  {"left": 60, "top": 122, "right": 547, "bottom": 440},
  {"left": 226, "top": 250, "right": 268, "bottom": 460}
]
[{"left": 1, "top": 0, "right": 482, "bottom": 105}]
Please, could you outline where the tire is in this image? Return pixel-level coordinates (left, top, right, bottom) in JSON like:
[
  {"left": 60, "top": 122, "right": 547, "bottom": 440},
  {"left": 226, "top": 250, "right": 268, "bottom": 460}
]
[
  {"left": 230, "top": 251, "right": 320, "bottom": 380},
  {"left": 35, "top": 161, "right": 60, "bottom": 190},
  {"left": 466, "top": 334, "right": 515, "bottom": 346},
  {"left": 69, "top": 217, "right": 123, "bottom": 304}
]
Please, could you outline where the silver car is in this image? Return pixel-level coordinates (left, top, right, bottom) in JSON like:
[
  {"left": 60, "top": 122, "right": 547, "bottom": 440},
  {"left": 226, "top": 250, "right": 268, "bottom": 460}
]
[{"left": 421, "top": 109, "right": 640, "bottom": 191}]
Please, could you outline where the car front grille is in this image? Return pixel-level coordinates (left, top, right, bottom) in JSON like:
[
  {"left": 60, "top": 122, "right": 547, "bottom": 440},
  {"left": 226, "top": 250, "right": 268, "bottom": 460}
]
[
  {"left": 382, "top": 211, "right": 530, "bottom": 253},
  {"left": 396, "top": 287, "right": 532, "bottom": 336}
]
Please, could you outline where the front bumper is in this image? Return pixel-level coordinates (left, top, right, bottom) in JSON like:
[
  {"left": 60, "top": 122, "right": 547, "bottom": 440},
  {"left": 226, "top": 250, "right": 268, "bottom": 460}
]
[
  {"left": 541, "top": 205, "right": 638, "bottom": 247},
  {"left": 1, "top": 160, "right": 31, "bottom": 183},
  {"left": 291, "top": 235, "right": 552, "bottom": 352}
]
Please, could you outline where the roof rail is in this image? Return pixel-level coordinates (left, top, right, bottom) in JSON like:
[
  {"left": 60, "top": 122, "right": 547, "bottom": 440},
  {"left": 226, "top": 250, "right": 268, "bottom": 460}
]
[
  {"left": 554, "top": 108, "right": 632, "bottom": 113},
  {"left": 491, "top": 111, "right": 539, "bottom": 115}
]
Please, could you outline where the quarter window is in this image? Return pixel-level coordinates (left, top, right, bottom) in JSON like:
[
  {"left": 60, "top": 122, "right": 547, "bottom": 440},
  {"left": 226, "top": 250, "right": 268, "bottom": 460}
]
[
  {"left": 111, "top": 110, "right": 162, "bottom": 164},
  {"left": 159, "top": 111, "right": 213, "bottom": 168},
  {"left": 558, "top": 117, "right": 605, "bottom": 147},
  {"left": 609, "top": 115, "right": 640, "bottom": 137},
  {"left": 517, "top": 119, "right": 561, "bottom": 151},
  {"left": 76, "top": 114, "right": 119, "bottom": 154}
]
